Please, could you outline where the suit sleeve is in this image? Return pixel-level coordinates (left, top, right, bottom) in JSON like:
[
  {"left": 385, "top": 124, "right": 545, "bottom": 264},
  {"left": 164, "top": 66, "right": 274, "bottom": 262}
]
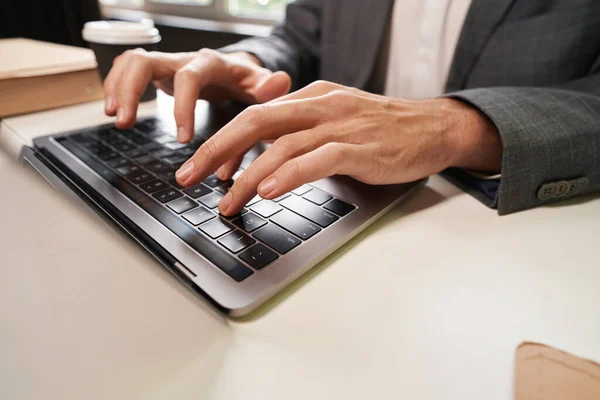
[
  {"left": 219, "top": 0, "right": 323, "bottom": 91},
  {"left": 446, "top": 61, "right": 600, "bottom": 215}
]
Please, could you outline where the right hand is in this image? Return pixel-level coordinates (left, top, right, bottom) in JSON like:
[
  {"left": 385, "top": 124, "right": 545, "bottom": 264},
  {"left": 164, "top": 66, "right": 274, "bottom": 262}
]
[{"left": 103, "top": 48, "right": 292, "bottom": 145}]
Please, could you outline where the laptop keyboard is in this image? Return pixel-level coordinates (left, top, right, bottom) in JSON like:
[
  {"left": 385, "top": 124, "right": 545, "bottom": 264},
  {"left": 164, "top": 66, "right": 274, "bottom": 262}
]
[{"left": 55, "top": 118, "right": 356, "bottom": 282}]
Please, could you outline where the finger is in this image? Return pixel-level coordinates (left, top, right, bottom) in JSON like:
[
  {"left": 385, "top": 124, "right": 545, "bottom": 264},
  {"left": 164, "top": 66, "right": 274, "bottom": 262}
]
[
  {"left": 252, "top": 71, "right": 291, "bottom": 103},
  {"left": 115, "top": 50, "right": 183, "bottom": 128},
  {"left": 175, "top": 97, "right": 328, "bottom": 187},
  {"left": 103, "top": 54, "right": 127, "bottom": 116},
  {"left": 172, "top": 54, "right": 228, "bottom": 143},
  {"left": 217, "top": 129, "right": 328, "bottom": 215},
  {"left": 215, "top": 154, "right": 244, "bottom": 181},
  {"left": 258, "top": 143, "right": 361, "bottom": 199}
]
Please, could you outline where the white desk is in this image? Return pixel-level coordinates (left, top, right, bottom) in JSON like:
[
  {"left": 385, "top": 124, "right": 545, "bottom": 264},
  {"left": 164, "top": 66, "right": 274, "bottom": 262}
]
[{"left": 1, "top": 95, "right": 600, "bottom": 400}]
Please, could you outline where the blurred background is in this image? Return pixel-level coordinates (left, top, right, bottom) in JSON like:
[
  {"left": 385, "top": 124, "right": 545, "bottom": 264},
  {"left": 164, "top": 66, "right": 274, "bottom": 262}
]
[{"left": 0, "top": 0, "right": 292, "bottom": 51}]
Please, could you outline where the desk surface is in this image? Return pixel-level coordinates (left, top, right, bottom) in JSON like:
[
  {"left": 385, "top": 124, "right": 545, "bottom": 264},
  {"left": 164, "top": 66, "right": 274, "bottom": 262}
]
[{"left": 1, "top": 95, "right": 600, "bottom": 400}]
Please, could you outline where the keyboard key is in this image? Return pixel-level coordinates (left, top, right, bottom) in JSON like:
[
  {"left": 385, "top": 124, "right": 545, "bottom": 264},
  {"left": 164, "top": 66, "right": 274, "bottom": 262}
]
[
  {"left": 292, "top": 185, "right": 312, "bottom": 195},
  {"left": 140, "top": 179, "right": 168, "bottom": 193},
  {"left": 116, "top": 164, "right": 141, "bottom": 176},
  {"left": 303, "top": 189, "right": 333, "bottom": 205},
  {"left": 97, "top": 150, "right": 120, "bottom": 161},
  {"left": 280, "top": 196, "right": 339, "bottom": 228},
  {"left": 198, "top": 191, "right": 223, "bottom": 209},
  {"left": 200, "top": 218, "right": 234, "bottom": 239},
  {"left": 182, "top": 206, "right": 215, "bottom": 226},
  {"left": 233, "top": 212, "right": 267, "bottom": 233},
  {"left": 134, "top": 155, "right": 155, "bottom": 165},
  {"left": 139, "top": 143, "right": 162, "bottom": 152},
  {"left": 124, "top": 148, "right": 147, "bottom": 158},
  {"left": 183, "top": 183, "right": 212, "bottom": 199},
  {"left": 273, "top": 193, "right": 291, "bottom": 202},
  {"left": 163, "top": 154, "right": 188, "bottom": 167},
  {"left": 107, "top": 157, "right": 131, "bottom": 169},
  {"left": 218, "top": 231, "right": 255, "bottom": 253},
  {"left": 164, "top": 141, "right": 188, "bottom": 150},
  {"left": 239, "top": 244, "right": 278, "bottom": 270},
  {"left": 204, "top": 174, "right": 230, "bottom": 188},
  {"left": 253, "top": 224, "right": 301, "bottom": 254},
  {"left": 153, "top": 188, "right": 183, "bottom": 204},
  {"left": 154, "top": 135, "right": 178, "bottom": 145},
  {"left": 251, "top": 200, "right": 282, "bottom": 218},
  {"left": 112, "top": 142, "right": 136, "bottom": 152},
  {"left": 166, "top": 196, "right": 197, "bottom": 214},
  {"left": 146, "top": 160, "right": 173, "bottom": 174},
  {"left": 177, "top": 147, "right": 196, "bottom": 157},
  {"left": 150, "top": 148, "right": 176, "bottom": 158},
  {"left": 127, "top": 132, "right": 151, "bottom": 145},
  {"left": 270, "top": 209, "right": 321, "bottom": 240},
  {"left": 246, "top": 195, "right": 263, "bottom": 207},
  {"left": 323, "top": 198, "right": 356, "bottom": 217},
  {"left": 157, "top": 171, "right": 176, "bottom": 182},
  {"left": 215, "top": 180, "right": 234, "bottom": 194},
  {"left": 128, "top": 170, "right": 154, "bottom": 184}
]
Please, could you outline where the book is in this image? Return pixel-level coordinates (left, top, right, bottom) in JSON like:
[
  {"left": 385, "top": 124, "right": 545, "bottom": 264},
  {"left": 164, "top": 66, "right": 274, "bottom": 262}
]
[{"left": 0, "top": 38, "right": 103, "bottom": 118}]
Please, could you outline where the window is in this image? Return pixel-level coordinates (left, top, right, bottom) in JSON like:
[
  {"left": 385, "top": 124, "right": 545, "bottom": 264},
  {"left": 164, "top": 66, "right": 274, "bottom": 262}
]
[{"left": 99, "top": 0, "right": 293, "bottom": 23}]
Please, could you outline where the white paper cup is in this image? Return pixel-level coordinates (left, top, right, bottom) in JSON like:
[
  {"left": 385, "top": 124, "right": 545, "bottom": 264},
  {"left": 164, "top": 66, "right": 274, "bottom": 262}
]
[{"left": 83, "top": 20, "right": 162, "bottom": 101}]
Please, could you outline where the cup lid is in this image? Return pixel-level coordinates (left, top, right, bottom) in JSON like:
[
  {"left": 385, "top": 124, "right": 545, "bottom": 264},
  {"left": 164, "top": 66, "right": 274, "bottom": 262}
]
[{"left": 83, "top": 20, "right": 161, "bottom": 45}]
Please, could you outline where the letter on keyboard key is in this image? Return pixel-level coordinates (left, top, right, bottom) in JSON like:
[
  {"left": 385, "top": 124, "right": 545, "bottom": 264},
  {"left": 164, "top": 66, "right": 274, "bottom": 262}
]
[
  {"left": 233, "top": 212, "right": 267, "bottom": 233},
  {"left": 182, "top": 206, "right": 215, "bottom": 226},
  {"left": 218, "top": 231, "right": 256, "bottom": 253},
  {"left": 153, "top": 188, "right": 183, "bottom": 204},
  {"left": 270, "top": 209, "right": 320, "bottom": 240},
  {"left": 253, "top": 224, "right": 301, "bottom": 254},
  {"left": 280, "top": 196, "right": 338, "bottom": 227},
  {"left": 166, "top": 197, "right": 198, "bottom": 214},
  {"left": 239, "top": 244, "right": 278, "bottom": 270},
  {"left": 140, "top": 179, "right": 168, "bottom": 193},
  {"left": 183, "top": 183, "right": 212, "bottom": 199}
]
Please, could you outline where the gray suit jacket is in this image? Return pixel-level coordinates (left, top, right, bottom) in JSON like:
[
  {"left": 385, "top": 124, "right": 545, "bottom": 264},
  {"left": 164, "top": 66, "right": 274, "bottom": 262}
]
[{"left": 221, "top": 0, "right": 600, "bottom": 215}]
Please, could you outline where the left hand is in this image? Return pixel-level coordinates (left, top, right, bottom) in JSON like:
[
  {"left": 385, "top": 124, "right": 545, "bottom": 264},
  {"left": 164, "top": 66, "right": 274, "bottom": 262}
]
[{"left": 175, "top": 81, "right": 502, "bottom": 216}]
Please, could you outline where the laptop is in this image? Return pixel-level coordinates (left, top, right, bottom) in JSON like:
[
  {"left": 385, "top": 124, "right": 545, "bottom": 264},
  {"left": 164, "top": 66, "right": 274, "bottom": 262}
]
[{"left": 19, "top": 104, "right": 424, "bottom": 316}]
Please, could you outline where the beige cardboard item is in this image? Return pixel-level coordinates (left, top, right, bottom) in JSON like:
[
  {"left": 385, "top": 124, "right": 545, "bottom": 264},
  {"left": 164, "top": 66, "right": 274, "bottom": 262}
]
[
  {"left": 515, "top": 342, "right": 600, "bottom": 400},
  {"left": 0, "top": 38, "right": 103, "bottom": 118}
]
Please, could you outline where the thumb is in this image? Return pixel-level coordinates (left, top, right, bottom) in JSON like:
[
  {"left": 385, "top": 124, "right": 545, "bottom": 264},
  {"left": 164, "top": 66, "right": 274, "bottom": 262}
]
[{"left": 253, "top": 71, "right": 292, "bottom": 103}]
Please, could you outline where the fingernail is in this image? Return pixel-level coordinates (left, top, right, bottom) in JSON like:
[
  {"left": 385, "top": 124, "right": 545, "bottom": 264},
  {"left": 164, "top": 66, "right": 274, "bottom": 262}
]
[
  {"left": 178, "top": 126, "right": 188, "bottom": 143},
  {"left": 176, "top": 159, "right": 194, "bottom": 182},
  {"left": 116, "top": 107, "right": 125, "bottom": 123},
  {"left": 258, "top": 177, "right": 278, "bottom": 197},
  {"left": 219, "top": 191, "right": 232, "bottom": 212},
  {"left": 105, "top": 96, "right": 114, "bottom": 112}
]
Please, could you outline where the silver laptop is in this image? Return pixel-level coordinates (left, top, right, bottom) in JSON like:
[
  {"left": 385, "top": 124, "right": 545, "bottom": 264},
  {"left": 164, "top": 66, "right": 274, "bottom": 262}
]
[{"left": 20, "top": 105, "right": 423, "bottom": 316}]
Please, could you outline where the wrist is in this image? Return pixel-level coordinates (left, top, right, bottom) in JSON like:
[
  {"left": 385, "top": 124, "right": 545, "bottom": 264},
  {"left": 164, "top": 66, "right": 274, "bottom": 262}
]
[{"left": 441, "top": 98, "right": 502, "bottom": 173}]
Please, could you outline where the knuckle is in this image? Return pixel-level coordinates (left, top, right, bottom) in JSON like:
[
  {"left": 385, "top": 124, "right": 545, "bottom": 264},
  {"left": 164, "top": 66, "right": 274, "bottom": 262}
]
[
  {"left": 288, "top": 158, "right": 304, "bottom": 179},
  {"left": 197, "top": 48, "right": 217, "bottom": 59},
  {"left": 233, "top": 171, "right": 252, "bottom": 193},
  {"left": 271, "top": 136, "right": 297, "bottom": 158},
  {"left": 310, "top": 80, "right": 335, "bottom": 91},
  {"left": 198, "top": 139, "right": 218, "bottom": 160},
  {"left": 175, "top": 67, "right": 198, "bottom": 82},
  {"left": 242, "top": 104, "right": 268, "bottom": 126}
]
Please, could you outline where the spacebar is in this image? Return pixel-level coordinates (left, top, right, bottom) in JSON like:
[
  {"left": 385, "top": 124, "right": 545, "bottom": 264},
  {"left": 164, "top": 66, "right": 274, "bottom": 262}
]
[{"left": 60, "top": 138, "right": 253, "bottom": 282}]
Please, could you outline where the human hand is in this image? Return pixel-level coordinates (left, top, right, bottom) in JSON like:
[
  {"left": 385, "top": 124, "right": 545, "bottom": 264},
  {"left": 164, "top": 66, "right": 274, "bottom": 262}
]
[
  {"left": 103, "top": 48, "right": 291, "bottom": 143},
  {"left": 174, "top": 81, "right": 502, "bottom": 216}
]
